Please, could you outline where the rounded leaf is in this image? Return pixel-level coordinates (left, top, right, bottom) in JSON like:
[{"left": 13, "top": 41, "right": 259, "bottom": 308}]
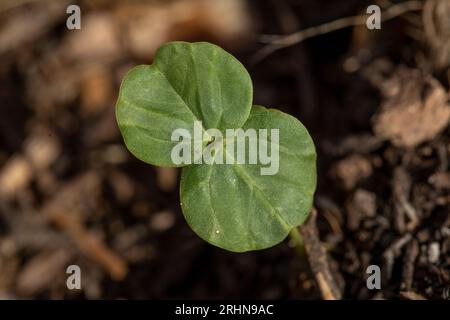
[
  {"left": 116, "top": 42, "right": 253, "bottom": 166},
  {"left": 180, "top": 106, "right": 317, "bottom": 252}
]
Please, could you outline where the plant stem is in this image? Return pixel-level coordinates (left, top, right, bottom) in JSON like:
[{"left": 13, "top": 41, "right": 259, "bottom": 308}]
[{"left": 289, "top": 227, "right": 305, "bottom": 256}]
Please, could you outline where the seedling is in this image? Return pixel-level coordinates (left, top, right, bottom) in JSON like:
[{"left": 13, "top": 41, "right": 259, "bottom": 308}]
[{"left": 116, "top": 42, "right": 317, "bottom": 252}]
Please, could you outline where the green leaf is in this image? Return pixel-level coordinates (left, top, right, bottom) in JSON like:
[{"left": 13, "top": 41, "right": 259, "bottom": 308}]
[
  {"left": 116, "top": 41, "right": 317, "bottom": 252},
  {"left": 180, "top": 106, "right": 316, "bottom": 252},
  {"left": 116, "top": 42, "right": 253, "bottom": 166}
]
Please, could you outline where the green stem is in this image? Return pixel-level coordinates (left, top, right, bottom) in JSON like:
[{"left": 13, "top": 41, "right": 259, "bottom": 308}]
[{"left": 289, "top": 227, "right": 305, "bottom": 256}]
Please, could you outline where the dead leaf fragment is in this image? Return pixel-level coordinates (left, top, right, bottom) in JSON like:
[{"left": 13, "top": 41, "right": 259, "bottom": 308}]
[{"left": 373, "top": 67, "right": 450, "bottom": 148}]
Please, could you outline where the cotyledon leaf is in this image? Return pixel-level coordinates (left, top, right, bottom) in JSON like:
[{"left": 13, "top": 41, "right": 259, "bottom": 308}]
[
  {"left": 116, "top": 41, "right": 253, "bottom": 166},
  {"left": 116, "top": 41, "right": 317, "bottom": 252},
  {"left": 180, "top": 105, "right": 317, "bottom": 252}
]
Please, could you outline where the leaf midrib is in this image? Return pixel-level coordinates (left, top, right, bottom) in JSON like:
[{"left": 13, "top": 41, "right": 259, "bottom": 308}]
[
  {"left": 219, "top": 147, "right": 291, "bottom": 232},
  {"left": 152, "top": 65, "right": 211, "bottom": 139},
  {"left": 230, "top": 162, "right": 291, "bottom": 232}
]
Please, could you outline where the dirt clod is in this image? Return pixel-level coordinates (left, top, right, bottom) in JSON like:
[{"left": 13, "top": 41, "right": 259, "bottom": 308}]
[{"left": 373, "top": 67, "right": 450, "bottom": 148}]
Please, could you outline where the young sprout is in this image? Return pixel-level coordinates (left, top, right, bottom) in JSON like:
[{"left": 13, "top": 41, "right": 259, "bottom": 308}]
[{"left": 116, "top": 42, "right": 316, "bottom": 252}]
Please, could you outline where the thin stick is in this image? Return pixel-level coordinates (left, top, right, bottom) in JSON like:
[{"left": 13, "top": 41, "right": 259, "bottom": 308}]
[
  {"left": 299, "top": 208, "right": 342, "bottom": 300},
  {"left": 252, "top": 1, "right": 424, "bottom": 63}
]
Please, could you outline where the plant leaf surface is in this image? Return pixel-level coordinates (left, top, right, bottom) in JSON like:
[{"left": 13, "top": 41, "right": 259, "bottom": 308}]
[
  {"left": 180, "top": 106, "right": 316, "bottom": 252},
  {"left": 116, "top": 42, "right": 253, "bottom": 166}
]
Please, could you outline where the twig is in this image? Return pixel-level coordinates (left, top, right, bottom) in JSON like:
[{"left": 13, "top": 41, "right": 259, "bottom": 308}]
[
  {"left": 252, "top": 0, "right": 424, "bottom": 63},
  {"left": 299, "top": 208, "right": 342, "bottom": 300}
]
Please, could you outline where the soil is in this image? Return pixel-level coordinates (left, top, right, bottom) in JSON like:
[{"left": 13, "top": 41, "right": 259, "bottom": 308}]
[{"left": 0, "top": 0, "right": 449, "bottom": 299}]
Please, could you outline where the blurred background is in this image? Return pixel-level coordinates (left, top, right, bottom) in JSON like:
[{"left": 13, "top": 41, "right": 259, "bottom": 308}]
[{"left": 0, "top": 0, "right": 449, "bottom": 299}]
